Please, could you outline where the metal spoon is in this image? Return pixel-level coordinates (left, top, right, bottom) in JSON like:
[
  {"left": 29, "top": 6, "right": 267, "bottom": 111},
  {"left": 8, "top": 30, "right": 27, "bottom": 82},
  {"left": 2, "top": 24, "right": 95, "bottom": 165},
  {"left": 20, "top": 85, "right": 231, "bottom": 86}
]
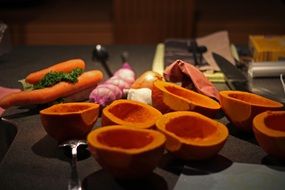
[
  {"left": 92, "top": 44, "right": 113, "bottom": 77},
  {"left": 121, "top": 51, "right": 129, "bottom": 63},
  {"left": 59, "top": 140, "right": 87, "bottom": 190}
]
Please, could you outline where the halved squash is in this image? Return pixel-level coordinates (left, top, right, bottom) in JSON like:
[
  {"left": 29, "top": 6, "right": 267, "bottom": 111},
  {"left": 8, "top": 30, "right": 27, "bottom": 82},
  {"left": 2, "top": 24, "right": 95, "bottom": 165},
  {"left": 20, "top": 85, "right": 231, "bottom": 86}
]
[
  {"left": 156, "top": 111, "right": 228, "bottom": 160},
  {"left": 152, "top": 80, "right": 221, "bottom": 118},
  {"left": 40, "top": 102, "right": 100, "bottom": 142},
  {"left": 102, "top": 99, "right": 162, "bottom": 129},
  {"left": 87, "top": 125, "right": 166, "bottom": 179},
  {"left": 220, "top": 90, "right": 283, "bottom": 132},
  {"left": 253, "top": 111, "right": 285, "bottom": 160}
]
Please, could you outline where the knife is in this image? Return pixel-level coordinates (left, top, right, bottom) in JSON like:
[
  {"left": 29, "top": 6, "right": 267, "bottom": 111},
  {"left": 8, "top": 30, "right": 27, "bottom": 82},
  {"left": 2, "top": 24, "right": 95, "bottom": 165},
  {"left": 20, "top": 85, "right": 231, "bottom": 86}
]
[{"left": 212, "top": 52, "right": 248, "bottom": 91}]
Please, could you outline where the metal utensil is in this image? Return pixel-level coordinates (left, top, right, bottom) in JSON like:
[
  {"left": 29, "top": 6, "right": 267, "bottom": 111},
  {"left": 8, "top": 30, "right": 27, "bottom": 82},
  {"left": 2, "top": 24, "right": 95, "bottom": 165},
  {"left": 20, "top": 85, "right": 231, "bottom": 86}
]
[
  {"left": 92, "top": 44, "right": 113, "bottom": 77},
  {"left": 59, "top": 140, "right": 87, "bottom": 190},
  {"left": 187, "top": 40, "right": 207, "bottom": 66},
  {"left": 121, "top": 51, "right": 129, "bottom": 63},
  {"left": 212, "top": 52, "right": 248, "bottom": 91}
]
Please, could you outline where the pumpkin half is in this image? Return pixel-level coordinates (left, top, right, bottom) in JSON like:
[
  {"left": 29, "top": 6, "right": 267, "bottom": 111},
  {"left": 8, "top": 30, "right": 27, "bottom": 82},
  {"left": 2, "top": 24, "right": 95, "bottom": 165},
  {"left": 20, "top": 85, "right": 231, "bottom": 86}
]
[
  {"left": 102, "top": 99, "right": 162, "bottom": 129},
  {"left": 40, "top": 102, "right": 100, "bottom": 142},
  {"left": 152, "top": 80, "right": 221, "bottom": 118},
  {"left": 87, "top": 125, "right": 166, "bottom": 179},
  {"left": 253, "top": 111, "right": 285, "bottom": 160},
  {"left": 220, "top": 90, "right": 283, "bottom": 133},
  {"left": 156, "top": 111, "right": 228, "bottom": 160}
]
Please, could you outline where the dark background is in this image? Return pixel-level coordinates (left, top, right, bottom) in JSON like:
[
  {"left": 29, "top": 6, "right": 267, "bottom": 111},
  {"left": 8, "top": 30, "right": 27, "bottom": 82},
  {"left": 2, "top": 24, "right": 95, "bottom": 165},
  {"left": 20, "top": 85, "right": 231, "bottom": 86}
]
[{"left": 0, "top": 0, "right": 285, "bottom": 45}]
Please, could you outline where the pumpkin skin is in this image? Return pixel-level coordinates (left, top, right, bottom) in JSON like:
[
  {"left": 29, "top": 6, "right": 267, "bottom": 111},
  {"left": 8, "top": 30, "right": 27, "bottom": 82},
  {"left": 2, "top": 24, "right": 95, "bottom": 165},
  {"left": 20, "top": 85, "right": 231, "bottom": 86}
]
[
  {"left": 40, "top": 102, "right": 100, "bottom": 142},
  {"left": 156, "top": 111, "right": 228, "bottom": 160},
  {"left": 87, "top": 125, "right": 166, "bottom": 179},
  {"left": 220, "top": 90, "right": 283, "bottom": 133},
  {"left": 102, "top": 99, "right": 162, "bottom": 129},
  {"left": 152, "top": 80, "right": 221, "bottom": 118},
  {"left": 253, "top": 111, "right": 285, "bottom": 160}
]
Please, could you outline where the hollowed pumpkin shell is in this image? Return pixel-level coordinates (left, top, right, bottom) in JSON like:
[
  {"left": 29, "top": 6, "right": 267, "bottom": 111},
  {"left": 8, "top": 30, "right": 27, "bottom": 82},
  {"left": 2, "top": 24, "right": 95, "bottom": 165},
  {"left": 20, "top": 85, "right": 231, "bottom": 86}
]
[
  {"left": 87, "top": 125, "right": 166, "bottom": 179},
  {"left": 253, "top": 111, "right": 285, "bottom": 160},
  {"left": 220, "top": 90, "right": 283, "bottom": 133},
  {"left": 152, "top": 80, "right": 221, "bottom": 118},
  {"left": 102, "top": 99, "right": 162, "bottom": 129},
  {"left": 40, "top": 102, "right": 99, "bottom": 142},
  {"left": 156, "top": 111, "right": 228, "bottom": 160}
]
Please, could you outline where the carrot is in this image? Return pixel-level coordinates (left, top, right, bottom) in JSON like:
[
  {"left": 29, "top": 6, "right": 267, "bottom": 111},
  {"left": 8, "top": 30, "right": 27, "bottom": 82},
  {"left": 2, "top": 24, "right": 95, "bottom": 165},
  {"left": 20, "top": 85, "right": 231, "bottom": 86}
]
[
  {"left": 0, "top": 70, "right": 103, "bottom": 109},
  {"left": 25, "top": 59, "right": 86, "bottom": 84}
]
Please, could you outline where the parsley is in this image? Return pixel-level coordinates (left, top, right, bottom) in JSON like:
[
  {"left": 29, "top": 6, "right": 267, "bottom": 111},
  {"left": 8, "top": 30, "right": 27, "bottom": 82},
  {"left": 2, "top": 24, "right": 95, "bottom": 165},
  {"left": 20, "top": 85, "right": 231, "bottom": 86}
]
[{"left": 33, "top": 68, "right": 84, "bottom": 89}]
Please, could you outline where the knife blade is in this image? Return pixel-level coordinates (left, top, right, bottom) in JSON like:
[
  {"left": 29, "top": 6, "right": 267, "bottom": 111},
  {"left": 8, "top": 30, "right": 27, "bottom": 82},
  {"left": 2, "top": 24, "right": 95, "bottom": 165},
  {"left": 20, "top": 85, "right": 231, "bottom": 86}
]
[{"left": 212, "top": 52, "right": 248, "bottom": 91}]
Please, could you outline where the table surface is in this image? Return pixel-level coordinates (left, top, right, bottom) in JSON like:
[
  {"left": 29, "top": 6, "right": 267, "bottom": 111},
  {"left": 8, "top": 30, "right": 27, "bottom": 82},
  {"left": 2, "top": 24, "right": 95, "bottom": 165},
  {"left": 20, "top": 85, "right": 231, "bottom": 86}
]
[{"left": 0, "top": 45, "right": 284, "bottom": 190}]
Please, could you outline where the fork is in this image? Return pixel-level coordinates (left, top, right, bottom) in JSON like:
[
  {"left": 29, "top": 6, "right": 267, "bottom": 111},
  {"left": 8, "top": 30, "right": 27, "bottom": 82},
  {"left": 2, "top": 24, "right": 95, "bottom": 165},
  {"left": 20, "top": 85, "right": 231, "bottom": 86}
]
[{"left": 59, "top": 140, "right": 87, "bottom": 190}]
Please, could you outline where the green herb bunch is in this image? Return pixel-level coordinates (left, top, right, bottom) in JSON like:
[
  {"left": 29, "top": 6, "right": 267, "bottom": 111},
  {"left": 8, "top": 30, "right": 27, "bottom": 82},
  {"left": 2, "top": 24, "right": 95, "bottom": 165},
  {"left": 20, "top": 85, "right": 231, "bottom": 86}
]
[{"left": 33, "top": 68, "right": 84, "bottom": 89}]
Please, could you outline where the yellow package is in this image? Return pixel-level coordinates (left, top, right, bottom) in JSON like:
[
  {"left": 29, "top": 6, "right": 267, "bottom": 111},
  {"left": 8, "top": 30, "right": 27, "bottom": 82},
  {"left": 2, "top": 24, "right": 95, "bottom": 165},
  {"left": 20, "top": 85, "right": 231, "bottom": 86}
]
[{"left": 249, "top": 35, "right": 285, "bottom": 62}]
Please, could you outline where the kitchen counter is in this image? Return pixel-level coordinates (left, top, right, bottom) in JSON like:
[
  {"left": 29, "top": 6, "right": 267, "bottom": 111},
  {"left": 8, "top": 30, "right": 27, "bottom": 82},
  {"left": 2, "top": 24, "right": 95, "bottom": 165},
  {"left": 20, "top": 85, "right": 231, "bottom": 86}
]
[{"left": 0, "top": 45, "right": 284, "bottom": 190}]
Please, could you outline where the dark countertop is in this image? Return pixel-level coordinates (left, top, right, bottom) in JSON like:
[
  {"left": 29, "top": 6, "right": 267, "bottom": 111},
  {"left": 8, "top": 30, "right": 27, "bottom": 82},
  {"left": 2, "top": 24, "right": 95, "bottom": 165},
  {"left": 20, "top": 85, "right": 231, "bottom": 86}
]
[{"left": 0, "top": 45, "right": 284, "bottom": 190}]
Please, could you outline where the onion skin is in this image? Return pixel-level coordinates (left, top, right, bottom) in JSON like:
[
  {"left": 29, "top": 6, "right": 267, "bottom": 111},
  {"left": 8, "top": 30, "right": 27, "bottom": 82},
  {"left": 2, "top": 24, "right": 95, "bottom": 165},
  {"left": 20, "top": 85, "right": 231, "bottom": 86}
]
[{"left": 131, "top": 71, "right": 163, "bottom": 90}]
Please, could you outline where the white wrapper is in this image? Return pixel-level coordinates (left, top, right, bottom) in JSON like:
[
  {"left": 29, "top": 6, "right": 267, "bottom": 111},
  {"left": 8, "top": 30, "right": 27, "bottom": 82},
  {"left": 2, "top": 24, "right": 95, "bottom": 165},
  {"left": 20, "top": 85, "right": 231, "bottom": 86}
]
[{"left": 248, "top": 61, "right": 285, "bottom": 78}]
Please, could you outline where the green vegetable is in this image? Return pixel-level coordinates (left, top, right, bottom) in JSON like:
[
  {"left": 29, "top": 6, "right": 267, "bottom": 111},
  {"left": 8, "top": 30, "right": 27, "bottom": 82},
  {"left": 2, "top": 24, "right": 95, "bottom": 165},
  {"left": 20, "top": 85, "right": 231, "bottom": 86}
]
[
  {"left": 18, "top": 79, "right": 34, "bottom": 91},
  {"left": 33, "top": 68, "right": 84, "bottom": 89}
]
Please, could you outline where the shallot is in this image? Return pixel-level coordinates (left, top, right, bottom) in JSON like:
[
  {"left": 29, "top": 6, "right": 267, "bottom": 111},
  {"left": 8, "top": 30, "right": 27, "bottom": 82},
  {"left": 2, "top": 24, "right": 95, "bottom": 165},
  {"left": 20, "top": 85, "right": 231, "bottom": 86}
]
[{"left": 89, "top": 63, "right": 135, "bottom": 106}]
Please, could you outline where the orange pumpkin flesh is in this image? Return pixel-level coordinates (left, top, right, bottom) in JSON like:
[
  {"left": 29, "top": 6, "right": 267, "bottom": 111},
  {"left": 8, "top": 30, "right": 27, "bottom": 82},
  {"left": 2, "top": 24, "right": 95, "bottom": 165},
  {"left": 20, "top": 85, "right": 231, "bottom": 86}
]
[
  {"left": 220, "top": 90, "right": 283, "bottom": 132},
  {"left": 87, "top": 125, "right": 166, "bottom": 179},
  {"left": 102, "top": 99, "right": 162, "bottom": 129},
  {"left": 253, "top": 111, "right": 285, "bottom": 160},
  {"left": 40, "top": 102, "right": 100, "bottom": 142},
  {"left": 156, "top": 111, "right": 228, "bottom": 160},
  {"left": 152, "top": 80, "right": 221, "bottom": 118}
]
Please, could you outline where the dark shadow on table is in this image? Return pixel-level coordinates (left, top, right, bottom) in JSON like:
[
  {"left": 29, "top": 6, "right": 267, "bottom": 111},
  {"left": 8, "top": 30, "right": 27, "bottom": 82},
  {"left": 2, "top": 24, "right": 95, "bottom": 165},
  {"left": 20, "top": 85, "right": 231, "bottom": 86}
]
[
  {"left": 31, "top": 134, "right": 90, "bottom": 162},
  {"left": 226, "top": 122, "right": 258, "bottom": 145},
  {"left": 2, "top": 106, "right": 39, "bottom": 119},
  {"left": 158, "top": 152, "right": 232, "bottom": 176},
  {"left": 262, "top": 155, "right": 285, "bottom": 171},
  {"left": 82, "top": 169, "right": 168, "bottom": 190},
  {"left": 214, "top": 109, "right": 226, "bottom": 120},
  {"left": 182, "top": 155, "right": 233, "bottom": 175},
  {"left": 158, "top": 152, "right": 184, "bottom": 175},
  {"left": 2, "top": 103, "right": 59, "bottom": 119}
]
